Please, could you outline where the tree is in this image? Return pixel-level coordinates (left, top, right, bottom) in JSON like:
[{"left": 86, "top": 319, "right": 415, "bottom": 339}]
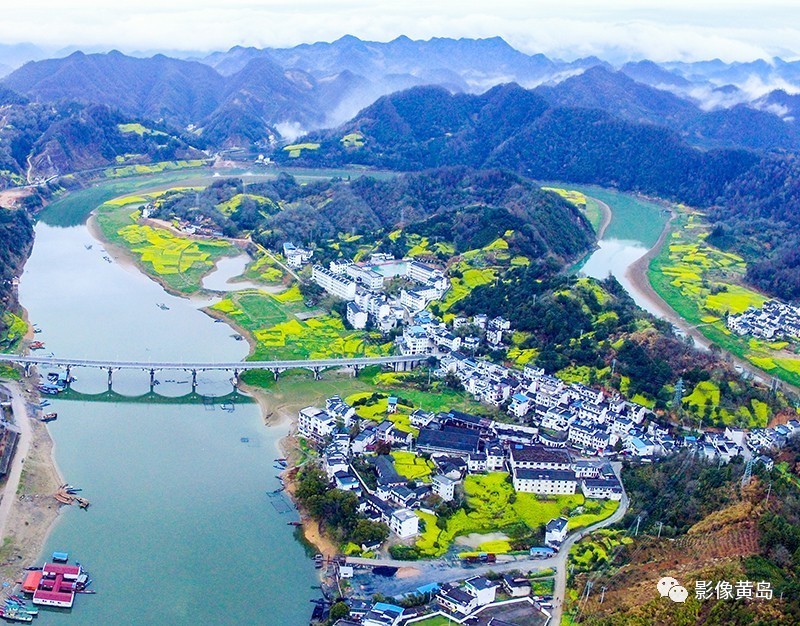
[
  {"left": 328, "top": 601, "right": 349, "bottom": 623},
  {"left": 350, "top": 520, "right": 389, "bottom": 547}
]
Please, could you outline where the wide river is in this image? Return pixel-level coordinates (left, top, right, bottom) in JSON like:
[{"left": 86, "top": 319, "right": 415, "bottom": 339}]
[
  {"left": 573, "top": 186, "right": 669, "bottom": 314},
  {"left": 18, "top": 221, "right": 318, "bottom": 621}
]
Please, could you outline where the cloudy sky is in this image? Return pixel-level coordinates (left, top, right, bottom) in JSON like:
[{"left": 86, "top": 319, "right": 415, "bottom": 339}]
[{"left": 3, "top": 0, "right": 799, "bottom": 62}]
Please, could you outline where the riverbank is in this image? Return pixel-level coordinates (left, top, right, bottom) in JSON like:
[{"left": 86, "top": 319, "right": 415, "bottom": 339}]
[
  {"left": 594, "top": 197, "right": 612, "bottom": 240},
  {"left": 626, "top": 212, "right": 800, "bottom": 395},
  {"left": 0, "top": 377, "right": 64, "bottom": 587}
]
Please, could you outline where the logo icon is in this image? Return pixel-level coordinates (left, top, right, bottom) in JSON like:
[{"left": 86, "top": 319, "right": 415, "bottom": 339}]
[{"left": 658, "top": 577, "right": 688, "bottom": 603}]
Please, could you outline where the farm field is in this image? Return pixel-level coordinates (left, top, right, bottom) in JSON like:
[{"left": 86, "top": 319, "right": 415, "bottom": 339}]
[
  {"left": 211, "top": 289, "right": 386, "bottom": 360},
  {"left": 414, "top": 472, "right": 619, "bottom": 558},
  {"left": 648, "top": 211, "right": 800, "bottom": 393},
  {"left": 94, "top": 198, "right": 237, "bottom": 294}
]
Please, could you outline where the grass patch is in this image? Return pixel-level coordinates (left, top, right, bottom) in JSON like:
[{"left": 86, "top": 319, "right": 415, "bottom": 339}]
[
  {"left": 95, "top": 202, "right": 236, "bottom": 294},
  {"left": 414, "top": 472, "right": 618, "bottom": 558}
]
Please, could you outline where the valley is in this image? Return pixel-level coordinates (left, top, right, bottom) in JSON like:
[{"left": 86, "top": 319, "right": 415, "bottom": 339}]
[{"left": 0, "top": 25, "right": 800, "bottom": 626}]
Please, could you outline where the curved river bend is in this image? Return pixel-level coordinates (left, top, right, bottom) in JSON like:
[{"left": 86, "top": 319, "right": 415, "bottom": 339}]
[{"left": 18, "top": 221, "right": 317, "bottom": 623}]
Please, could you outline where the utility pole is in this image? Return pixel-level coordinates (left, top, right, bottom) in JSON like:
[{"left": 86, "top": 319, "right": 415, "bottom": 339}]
[
  {"left": 767, "top": 482, "right": 772, "bottom": 505},
  {"left": 600, "top": 586, "right": 607, "bottom": 604},
  {"left": 657, "top": 521, "right": 663, "bottom": 539},
  {"left": 583, "top": 581, "right": 594, "bottom": 602},
  {"left": 634, "top": 515, "right": 642, "bottom": 537}
]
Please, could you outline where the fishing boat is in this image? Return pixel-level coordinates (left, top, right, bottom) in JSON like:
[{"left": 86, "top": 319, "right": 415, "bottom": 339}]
[
  {"left": 156, "top": 303, "right": 170, "bottom": 310},
  {"left": 41, "top": 413, "right": 57, "bottom": 423},
  {"left": 5, "top": 598, "right": 38, "bottom": 616},
  {"left": 29, "top": 341, "right": 45, "bottom": 350},
  {"left": 0, "top": 606, "right": 34, "bottom": 623}
]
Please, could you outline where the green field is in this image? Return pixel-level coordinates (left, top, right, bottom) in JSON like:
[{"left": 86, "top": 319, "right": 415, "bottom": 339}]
[
  {"left": 212, "top": 290, "right": 384, "bottom": 360},
  {"left": 648, "top": 211, "right": 800, "bottom": 393},
  {"left": 0, "top": 311, "right": 27, "bottom": 350},
  {"left": 283, "top": 143, "right": 321, "bottom": 158},
  {"left": 95, "top": 200, "right": 236, "bottom": 294},
  {"left": 415, "top": 472, "right": 619, "bottom": 558}
]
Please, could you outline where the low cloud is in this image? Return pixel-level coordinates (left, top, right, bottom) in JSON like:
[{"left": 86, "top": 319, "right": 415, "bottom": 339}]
[{"left": 0, "top": 3, "right": 797, "bottom": 64}]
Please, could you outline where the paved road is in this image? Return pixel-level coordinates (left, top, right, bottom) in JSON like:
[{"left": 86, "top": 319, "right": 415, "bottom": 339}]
[
  {"left": 0, "top": 383, "right": 32, "bottom": 542},
  {"left": 0, "top": 353, "right": 423, "bottom": 372}
]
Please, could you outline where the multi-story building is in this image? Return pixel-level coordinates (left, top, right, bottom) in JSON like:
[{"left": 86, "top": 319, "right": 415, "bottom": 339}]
[
  {"left": 297, "top": 406, "right": 336, "bottom": 442},
  {"left": 512, "top": 468, "right": 578, "bottom": 494},
  {"left": 312, "top": 265, "right": 357, "bottom": 300}
]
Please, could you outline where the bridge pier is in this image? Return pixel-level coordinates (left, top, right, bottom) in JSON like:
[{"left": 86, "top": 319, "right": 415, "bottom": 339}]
[
  {"left": 107, "top": 367, "right": 113, "bottom": 389},
  {"left": 272, "top": 369, "right": 280, "bottom": 381},
  {"left": 352, "top": 365, "right": 361, "bottom": 378},
  {"left": 312, "top": 366, "right": 322, "bottom": 381},
  {"left": 24, "top": 363, "right": 32, "bottom": 378},
  {"left": 65, "top": 365, "right": 72, "bottom": 388},
  {"left": 233, "top": 369, "right": 239, "bottom": 389},
  {"left": 150, "top": 369, "right": 156, "bottom": 388},
  {"left": 191, "top": 369, "right": 197, "bottom": 392}
]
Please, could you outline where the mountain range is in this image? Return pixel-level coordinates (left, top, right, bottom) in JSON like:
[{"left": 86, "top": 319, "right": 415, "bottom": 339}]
[{"left": 3, "top": 36, "right": 800, "bottom": 153}]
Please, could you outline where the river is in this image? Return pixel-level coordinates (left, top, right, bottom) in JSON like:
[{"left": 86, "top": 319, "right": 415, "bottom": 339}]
[
  {"left": 18, "top": 217, "right": 318, "bottom": 621},
  {"left": 573, "top": 186, "right": 669, "bottom": 315}
]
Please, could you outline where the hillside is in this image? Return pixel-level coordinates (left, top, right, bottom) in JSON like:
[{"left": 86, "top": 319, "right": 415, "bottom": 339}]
[
  {"left": 0, "top": 94, "right": 206, "bottom": 186},
  {"left": 277, "top": 83, "right": 760, "bottom": 207},
  {"left": 148, "top": 167, "right": 595, "bottom": 265},
  {"left": 565, "top": 448, "right": 800, "bottom": 625},
  {"left": 0, "top": 207, "right": 33, "bottom": 349}
]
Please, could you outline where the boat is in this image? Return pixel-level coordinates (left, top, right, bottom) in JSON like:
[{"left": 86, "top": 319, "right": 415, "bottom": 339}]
[
  {"left": 46, "top": 373, "right": 59, "bottom": 382},
  {"left": 23, "top": 567, "right": 42, "bottom": 572},
  {"left": 41, "top": 413, "right": 57, "bottom": 423},
  {"left": 84, "top": 244, "right": 92, "bottom": 250},
  {"left": 287, "top": 521, "right": 302, "bottom": 526},
  {"left": 156, "top": 303, "right": 170, "bottom": 311},
  {"left": 29, "top": 341, "right": 45, "bottom": 350},
  {"left": 5, "top": 598, "right": 38, "bottom": 616},
  {"left": 103, "top": 255, "right": 112, "bottom": 263},
  {"left": 0, "top": 606, "right": 34, "bottom": 623},
  {"left": 33, "top": 327, "right": 42, "bottom": 334},
  {"left": 52, "top": 551, "right": 69, "bottom": 562}
]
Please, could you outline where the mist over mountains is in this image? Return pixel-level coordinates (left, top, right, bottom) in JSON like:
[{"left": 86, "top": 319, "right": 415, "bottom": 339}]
[{"left": 1, "top": 35, "right": 799, "bottom": 152}]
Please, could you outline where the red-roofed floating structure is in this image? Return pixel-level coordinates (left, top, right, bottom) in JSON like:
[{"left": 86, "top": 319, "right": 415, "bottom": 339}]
[{"left": 31, "top": 562, "right": 82, "bottom": 608}]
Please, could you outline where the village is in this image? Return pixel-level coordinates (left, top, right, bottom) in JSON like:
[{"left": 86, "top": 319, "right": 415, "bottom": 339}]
[
  {"left": 727, "top": 299, "right": 800, "bottom": 340},
  {"left": 296, "top": 349, "right": 797, "bottom": 624}
]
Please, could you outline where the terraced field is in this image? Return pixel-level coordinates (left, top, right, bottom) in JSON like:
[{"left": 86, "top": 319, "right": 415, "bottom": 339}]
[{"left": 649, "top": 211, "right": 800, "bottom": 392}]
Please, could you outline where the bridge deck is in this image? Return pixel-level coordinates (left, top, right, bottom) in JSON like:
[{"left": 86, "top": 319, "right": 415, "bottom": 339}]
[{"left": 0, "top": 353, "right": 427, "bottom": 371}]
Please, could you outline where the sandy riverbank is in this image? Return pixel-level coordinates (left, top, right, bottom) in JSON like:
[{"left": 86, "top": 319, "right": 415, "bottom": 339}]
[
  {"left": 594, "top": 198, "right": 612, "bottom": 240},
  {"left": 0, "top": 377, "right": 65, "bottom": 587}
]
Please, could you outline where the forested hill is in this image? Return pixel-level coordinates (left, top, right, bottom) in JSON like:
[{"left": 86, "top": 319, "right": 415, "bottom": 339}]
[
  {"left": 149, "top": 167, "right": 595, "bottom": 264},
  {"left": 709, "top": 154, "right": 800, "bottom": 301},
  {"left": 0, "top": 90, "right": 206, "bottom": 187},
  {"left": 0, "top": 207, "right": 33, "bottom": 347},
  {"left": 274, "top": 83, "right": 761, "bottom": 208}
]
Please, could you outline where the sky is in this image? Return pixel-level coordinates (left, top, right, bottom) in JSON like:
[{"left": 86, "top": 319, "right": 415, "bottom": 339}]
[{"left": 1, "top": 0, "right": 799, "bottom": 63}]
